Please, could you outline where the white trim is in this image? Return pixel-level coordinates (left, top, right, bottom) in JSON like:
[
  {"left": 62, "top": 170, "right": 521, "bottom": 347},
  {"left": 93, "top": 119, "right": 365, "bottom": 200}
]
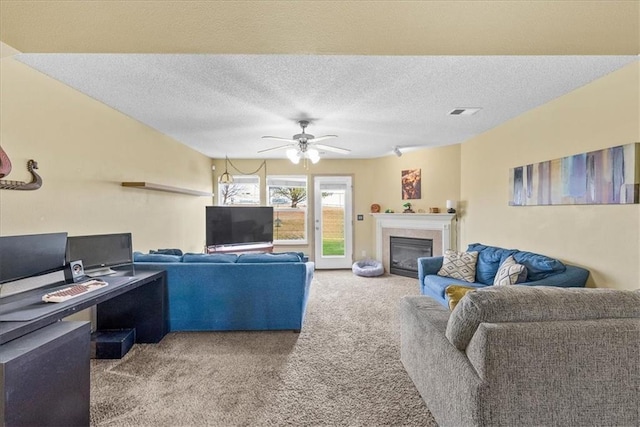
[
  {"left": 315, "top": 176, "right": 353, "bottom": 269},
  {"left": 370, "top": 213, "right": 456, "bottom": 260}
]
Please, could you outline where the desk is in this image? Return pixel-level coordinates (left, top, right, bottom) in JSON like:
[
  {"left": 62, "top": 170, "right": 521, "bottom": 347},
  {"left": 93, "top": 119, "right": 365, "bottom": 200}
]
[
  {"left": 0, "top": 270, "right": 167, "bottom": 426},
  {"left": 0, "top": 270, "right": 167, "bottom": 345}
]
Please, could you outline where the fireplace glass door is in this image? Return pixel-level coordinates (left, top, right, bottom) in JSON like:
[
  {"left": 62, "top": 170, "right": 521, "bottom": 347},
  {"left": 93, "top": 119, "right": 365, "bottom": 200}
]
[{"left": 390, "top": 236, "right": 433, "bottom": 278}]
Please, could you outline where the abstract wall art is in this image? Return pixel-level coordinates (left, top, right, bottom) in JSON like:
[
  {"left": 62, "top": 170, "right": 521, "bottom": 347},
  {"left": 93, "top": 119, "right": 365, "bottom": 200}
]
[
  {"left": 509, "top": 143, "right": 639, "bottom": 206},
  {"left": 402, "top": 169, "right": 421, "bottom": 200}
]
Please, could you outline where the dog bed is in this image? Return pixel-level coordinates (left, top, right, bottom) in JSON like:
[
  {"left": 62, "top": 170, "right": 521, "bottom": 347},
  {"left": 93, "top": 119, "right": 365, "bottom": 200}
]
[{"left": 352, "top": 259, "right": 384, "bottom": 277}]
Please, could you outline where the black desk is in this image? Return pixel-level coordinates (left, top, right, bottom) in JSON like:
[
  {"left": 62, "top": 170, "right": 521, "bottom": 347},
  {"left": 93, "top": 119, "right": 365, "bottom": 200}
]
[
  {"left": 0, "top": 270, "right": 167, "bottom": 426},
  {"left": 0, "top": 270, "right": 167, "bottom": 345}
]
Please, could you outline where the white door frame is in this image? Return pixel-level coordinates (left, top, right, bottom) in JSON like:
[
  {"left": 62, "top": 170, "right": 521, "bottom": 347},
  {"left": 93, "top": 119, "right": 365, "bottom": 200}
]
[{"left": 313, "top": 176, "right": 353, "bottom": 269}]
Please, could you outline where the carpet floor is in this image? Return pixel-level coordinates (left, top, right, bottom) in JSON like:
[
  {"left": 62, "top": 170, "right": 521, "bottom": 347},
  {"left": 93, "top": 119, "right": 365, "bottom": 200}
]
[{"left": 90, "top": 270, "right": 438, "bottom": 426}]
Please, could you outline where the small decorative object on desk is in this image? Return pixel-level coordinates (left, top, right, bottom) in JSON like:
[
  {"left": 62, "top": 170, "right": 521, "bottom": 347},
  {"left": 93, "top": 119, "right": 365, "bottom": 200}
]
[
  {"left": 446, "top": 200, "right": 457, "bottom": 214},
  {"left": 403, "top": 202, "right": 414, "bottom": 213},
  {"left": 370, "top": 203, "right": 381, "bottom": 213}
]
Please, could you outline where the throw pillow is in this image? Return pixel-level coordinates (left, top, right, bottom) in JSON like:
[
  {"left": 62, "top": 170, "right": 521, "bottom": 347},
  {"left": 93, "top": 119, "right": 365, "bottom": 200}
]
[
  {"left": 133, "top": 252, "right": 182, "bottom": 263},
  {"left": 150, "top": 248, "right": 183, "bottom": 256},
  {"left": 437, "top": 250, "right": 479, "bottom": 282},
  {"left": 493, "top": 255, "right": 528, "bottom": 286},
  {"left": 445, "top": 285, "right": 477, "bottom": 311},
  {"left": 467, "top": 243, "right": 518, "bottom": 285}
]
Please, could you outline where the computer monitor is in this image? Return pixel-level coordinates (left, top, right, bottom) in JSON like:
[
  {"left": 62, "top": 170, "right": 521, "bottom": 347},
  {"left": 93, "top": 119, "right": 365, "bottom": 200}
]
[
  {"left": 0, "top": 232, "right": 68, "bottom": 284},
  {"left": 66, "top": 233, "right": 133, "bottom": 277}
]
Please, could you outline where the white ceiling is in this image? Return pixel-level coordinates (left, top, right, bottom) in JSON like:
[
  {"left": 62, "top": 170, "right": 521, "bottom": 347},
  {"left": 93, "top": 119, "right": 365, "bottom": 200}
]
[{"left": 14, "top": 53, "right": 638, "bottom": 159}]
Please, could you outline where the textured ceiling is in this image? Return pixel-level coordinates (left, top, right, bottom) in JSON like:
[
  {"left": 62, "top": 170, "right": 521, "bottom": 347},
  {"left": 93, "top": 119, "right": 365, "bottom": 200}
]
[
  {"left": 2, "top": 1, "right": 639, "bottom": 159},
  {"left": 14, "top": 54, "right": 639, "bottom": 159}
]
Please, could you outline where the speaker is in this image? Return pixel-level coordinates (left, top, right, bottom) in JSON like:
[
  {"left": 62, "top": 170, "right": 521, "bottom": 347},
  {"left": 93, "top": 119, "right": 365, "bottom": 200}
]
[{"left": 65, "top": 260, "right": 86, "bottom": 283}]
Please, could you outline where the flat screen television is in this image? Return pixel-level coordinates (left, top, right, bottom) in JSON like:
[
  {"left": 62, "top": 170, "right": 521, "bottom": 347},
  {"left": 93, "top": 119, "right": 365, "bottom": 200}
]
[
  {"left": 66, "top": 233, "right": 133, "bottom": 277},
  {"left": 206, "top": 206, "right": 274, "bottom": 247},
  {"left": 0, "top": 232, "right": 67, "bottom": 284}
]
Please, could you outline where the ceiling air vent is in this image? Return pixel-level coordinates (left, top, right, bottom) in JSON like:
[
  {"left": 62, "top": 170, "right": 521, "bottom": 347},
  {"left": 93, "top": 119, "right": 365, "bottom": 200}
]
[{"left": 448, "top": 108, "right": 481, "bottom": 116}]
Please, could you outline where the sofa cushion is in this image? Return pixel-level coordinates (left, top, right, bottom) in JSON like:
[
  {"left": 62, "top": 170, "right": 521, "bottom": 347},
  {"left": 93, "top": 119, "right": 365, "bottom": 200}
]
[
  {"left": 133, "top": 252, "right": 182, "bottom": 263},
  {"left": 512, "top": 250, "right": 565, "bottom": 281},
  {"left": 445, "top": 285, "right": 477, "bottom": 310},
  {"left": 423, "top": 275, "right": 487, "bottom": 301},
  {"left": 437, "top": 250, "right": 478, "bottom": 282},
  {"left": 182, "top": 253, "right": 238, "bottom": 263},
  {"left": 445, "top": 285, "right": 640, "bottom": 351},
  {"left": 467, "top": 243, "right": 518, "bottom": 285},
  {"left": 236, "top": 252, "right": 302, "bottom": 263},
  {"left": 493, "top": 255, "right": 527, "bottom": 286}
]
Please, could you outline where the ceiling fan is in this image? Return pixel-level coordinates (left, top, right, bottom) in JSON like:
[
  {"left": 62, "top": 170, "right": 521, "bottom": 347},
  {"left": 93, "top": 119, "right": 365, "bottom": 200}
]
[{"left": 259, "top": 120, "right": 350, "bottom": 164}]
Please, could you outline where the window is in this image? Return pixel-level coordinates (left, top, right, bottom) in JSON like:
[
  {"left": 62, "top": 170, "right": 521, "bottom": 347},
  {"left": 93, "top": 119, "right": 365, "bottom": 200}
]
[
  {"left": 218, "top": 175, "right": 260, "bottom": 205},
  {"left": 267, "top": 176, "right": 308, "bottom": 244}
]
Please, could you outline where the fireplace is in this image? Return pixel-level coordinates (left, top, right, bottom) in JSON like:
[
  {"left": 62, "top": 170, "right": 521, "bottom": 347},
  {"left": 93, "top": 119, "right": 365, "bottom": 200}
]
[
  {"left": 390, "top": 236, "right": 433, "bottom": 278},
  {"left": 371, "top": 213, "right": 456, "bottom": 275}
]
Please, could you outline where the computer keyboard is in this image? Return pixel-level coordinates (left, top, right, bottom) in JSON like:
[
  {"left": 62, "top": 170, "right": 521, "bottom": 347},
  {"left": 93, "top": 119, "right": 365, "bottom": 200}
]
[{"left": 41, "top": 280, "right": 108, "bottom": 303}]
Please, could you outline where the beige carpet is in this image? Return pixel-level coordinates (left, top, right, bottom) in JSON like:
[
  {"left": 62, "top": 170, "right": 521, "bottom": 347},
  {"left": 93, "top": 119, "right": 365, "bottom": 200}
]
[{"left": 90, "top": 270, "right": 438, "bottom": 426}]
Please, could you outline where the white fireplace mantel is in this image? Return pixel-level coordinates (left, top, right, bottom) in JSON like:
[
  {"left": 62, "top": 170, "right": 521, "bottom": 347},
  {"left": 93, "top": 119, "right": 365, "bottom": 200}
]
[{"left": 370, "top": 213, "right": 456, "bottom": 260}]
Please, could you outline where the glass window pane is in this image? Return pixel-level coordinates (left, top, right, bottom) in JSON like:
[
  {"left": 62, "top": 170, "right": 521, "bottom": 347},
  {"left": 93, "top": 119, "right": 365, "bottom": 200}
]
[
  {"left": 268, "top": 175, "right": 307, "bottom": 243},
  {"left": 321, "top": 188, "right": 345, "bottom": 256},
  {"left": 218, "top": 175, "right": 260, "bottom": 205}
]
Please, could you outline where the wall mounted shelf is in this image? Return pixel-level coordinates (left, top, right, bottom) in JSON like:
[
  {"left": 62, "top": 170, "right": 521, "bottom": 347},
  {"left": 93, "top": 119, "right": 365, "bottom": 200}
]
[{"left": 121, "top": 182, "right": 213, "bottom": 197}]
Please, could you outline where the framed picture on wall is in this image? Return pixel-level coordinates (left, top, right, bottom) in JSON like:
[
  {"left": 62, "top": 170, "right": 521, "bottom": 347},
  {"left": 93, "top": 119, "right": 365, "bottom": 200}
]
[
  {"left": 402, "top": 168, "right": 421, "bottom": 200},
  {"left": 509, "top": 142, "right": 639, "bottom": 206}
]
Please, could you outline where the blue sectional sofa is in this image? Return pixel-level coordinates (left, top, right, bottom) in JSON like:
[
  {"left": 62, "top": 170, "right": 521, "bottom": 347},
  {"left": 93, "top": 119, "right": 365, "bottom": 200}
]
[
  {"left": 419, "top": 243, "right": 589, "bottom": 307},
  {"left": 133, "top": 252, "right": 314, "bottom": 332}
]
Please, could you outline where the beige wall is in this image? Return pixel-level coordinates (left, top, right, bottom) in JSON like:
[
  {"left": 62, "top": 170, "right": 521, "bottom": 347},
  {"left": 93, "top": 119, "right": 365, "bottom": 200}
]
[
  {"left": 460, "top": 62, "right": 640, "bottom": 290},
  {"left": 0, "top": 58, "right": 214, "bottom": 253},
  {"left": 212, "top": 145, "right": 461, "bottom": 260}
]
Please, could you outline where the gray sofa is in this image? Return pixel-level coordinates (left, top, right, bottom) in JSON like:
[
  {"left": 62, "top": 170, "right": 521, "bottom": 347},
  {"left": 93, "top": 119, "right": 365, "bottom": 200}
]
[{"left": 400, "top": 285, "right": 640, "bottom": 427}]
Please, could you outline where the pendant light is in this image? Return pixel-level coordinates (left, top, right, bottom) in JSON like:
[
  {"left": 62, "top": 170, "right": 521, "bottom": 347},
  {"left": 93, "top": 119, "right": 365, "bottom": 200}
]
[{"left": 218, "top": 156, "right": 234, "bottom": 184}]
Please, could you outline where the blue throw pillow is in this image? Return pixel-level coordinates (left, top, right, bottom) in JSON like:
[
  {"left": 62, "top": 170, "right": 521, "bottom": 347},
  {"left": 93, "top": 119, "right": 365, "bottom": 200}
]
[
  {"left": 512, "top": 251, "right": 566, "bottom": 281},
  {"left": 182, "top": 253, "right": 238, "bottom": 263},
  {"left": 133, "top": 252, "right": 182, "bottom": 263},
  {"left": 236, "top": 252, "right": 302, "bottom": 263},
  {"left": 466, "top": 243, "right": 518, "bottom": 285}
]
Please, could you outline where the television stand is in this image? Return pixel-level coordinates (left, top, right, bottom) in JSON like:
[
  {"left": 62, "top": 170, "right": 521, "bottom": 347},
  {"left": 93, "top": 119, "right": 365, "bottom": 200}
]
[{"left": 206, "top": 242, "right": 274, "bottom": 254}]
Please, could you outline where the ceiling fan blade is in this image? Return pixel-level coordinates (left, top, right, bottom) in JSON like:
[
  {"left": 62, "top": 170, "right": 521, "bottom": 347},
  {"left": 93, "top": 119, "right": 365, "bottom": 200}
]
[
  {"left": 261, "top": 136, "right": 297, "bottom": 143},
  {"left": 314, "top": 143, "right": 351, "bottom": 154},
  {"left": 257, "top": 144, "right": 293, "bottom": 153},
  {"left": 310, "top": 135, "right": 338, "bottom": 143}
]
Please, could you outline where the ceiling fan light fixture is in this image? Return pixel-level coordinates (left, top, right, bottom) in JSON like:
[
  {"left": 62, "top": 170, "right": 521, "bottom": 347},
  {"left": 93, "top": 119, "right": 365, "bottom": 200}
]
[
  {"left": 262, "top": 120, "right": 348, "bottom": 165},
  {"left": 286, "top": 148, "right": 301, "bottom": 164},
  {"left": 307, "top": 148, "right": 320, "bottom": 164}
]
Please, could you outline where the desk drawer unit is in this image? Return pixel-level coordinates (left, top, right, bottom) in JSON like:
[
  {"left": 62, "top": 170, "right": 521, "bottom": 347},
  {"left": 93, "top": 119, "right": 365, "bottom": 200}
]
[{"left": 0, "top": 321, "right": 90, "bottom": 427}]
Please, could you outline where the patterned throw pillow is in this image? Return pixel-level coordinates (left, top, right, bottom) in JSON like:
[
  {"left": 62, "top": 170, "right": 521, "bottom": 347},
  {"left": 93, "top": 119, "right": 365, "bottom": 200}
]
[
  {"left": 493, "top": 255, "right": 528, "bottom": 286},
  {"left": 437, "top": 250, "right": 479, "bottom": 282}
]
